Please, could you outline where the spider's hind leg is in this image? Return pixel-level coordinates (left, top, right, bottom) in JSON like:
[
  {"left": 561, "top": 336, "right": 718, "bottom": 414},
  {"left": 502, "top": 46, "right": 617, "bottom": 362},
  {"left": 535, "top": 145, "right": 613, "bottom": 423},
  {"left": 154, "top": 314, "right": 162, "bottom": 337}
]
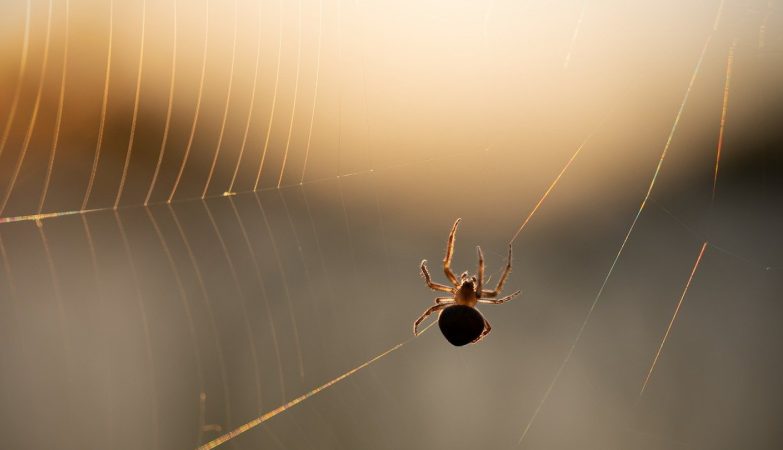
[
  {"left": 481, "top": 244, "right": 513, "bottom": 298},
  {"left": 413, "top": 304, "right": 448, "bottom": 335},
  {"left": 472, "top": 319, "right": 492, "bottom": 343}
]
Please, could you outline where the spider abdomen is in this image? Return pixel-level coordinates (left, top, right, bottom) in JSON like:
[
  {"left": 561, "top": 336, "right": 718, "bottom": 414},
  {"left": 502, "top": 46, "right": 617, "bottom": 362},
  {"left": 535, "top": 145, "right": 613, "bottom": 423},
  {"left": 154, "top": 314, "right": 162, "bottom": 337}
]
[{"left": 438, "top": 305, "right": 486, "bottom": 346}]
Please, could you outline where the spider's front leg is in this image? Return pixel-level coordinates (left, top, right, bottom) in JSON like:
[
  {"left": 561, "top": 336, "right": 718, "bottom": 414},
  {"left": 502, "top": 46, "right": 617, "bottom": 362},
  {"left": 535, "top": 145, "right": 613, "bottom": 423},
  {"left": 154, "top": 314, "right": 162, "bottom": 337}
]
[
  {"left": 476, "top": 246, "right": 485, "bottom": 294},
  {"left": 443, "top": 218, "right": 461, "bottom": 286},
  {"left": 421, "top": 260, "right": 453, "bottom": 293},
  {"left": 478, "top": 290, "right": 521, "bottom": 305},
  {"left": 481, "top": 244, "right": 513, "bottom": 298},
  {"left": 413, "top": 303, "right": 448, "bottom": 335}
]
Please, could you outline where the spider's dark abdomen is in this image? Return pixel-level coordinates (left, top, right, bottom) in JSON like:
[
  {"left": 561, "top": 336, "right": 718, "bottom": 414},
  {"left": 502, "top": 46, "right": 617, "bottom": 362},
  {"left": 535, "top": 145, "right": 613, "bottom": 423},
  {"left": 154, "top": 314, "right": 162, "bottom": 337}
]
[{"left": 438, "top": 305, "right": 485, "bottom": 346}]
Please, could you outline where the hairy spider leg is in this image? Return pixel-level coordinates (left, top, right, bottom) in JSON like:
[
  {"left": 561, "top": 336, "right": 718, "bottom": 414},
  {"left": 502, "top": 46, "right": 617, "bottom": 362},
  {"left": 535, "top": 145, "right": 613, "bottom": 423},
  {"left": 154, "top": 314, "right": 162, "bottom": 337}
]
[
  {"left": 443, "top": 218, "right": 461, "bottom": 285},
  {"left": 435, "top": 297, "right": 456, "bottom": 304},
  {"left": 478, "top": 290, "right": 521, "bottom": 304},
  {"left": 420, "top": 260, "right": 453, "bottom": 293},
  {"left": 476, "top": 246, "right": 485, "bottom": 294},
  {"left": 481, "top": 244, "right": 512, "bottom": 298},
  {"left": 413, "top": 303, "right": 448, "bottom": 335}
]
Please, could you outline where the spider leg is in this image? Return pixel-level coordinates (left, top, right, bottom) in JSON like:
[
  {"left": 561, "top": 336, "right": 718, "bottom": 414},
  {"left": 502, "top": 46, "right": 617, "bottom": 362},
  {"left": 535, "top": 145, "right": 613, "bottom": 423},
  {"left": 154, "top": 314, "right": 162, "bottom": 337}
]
[
  {"left": 421, "top": 260, "right": 453, "bottom": 293},
  {"left": 478, "top": 290, "right": 521, "bottom": 304},
  {"left": 435, "top": 297, "right": 456, "bottom": 304},
  {"left": 472, "top": 318, "right": 492, "bottom": 343},
  {"left": 413, "top": 303, "right": 448, "bottom": 335},
  {"left": 476, "top": 246, "right": 484, "bottom": 294},
  {"left": 480, "top": 244, "right": 513, "bottom": 298},
  {"left": 443, "top": 218, "right": 461, "bottom": 286}
]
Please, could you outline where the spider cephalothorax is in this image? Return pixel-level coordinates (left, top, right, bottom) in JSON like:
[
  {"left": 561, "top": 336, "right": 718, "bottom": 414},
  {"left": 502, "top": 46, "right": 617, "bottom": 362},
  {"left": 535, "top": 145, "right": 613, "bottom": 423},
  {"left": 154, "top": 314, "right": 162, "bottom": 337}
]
[{"left": 414, "top": 218, "right": 521, "bottom": 345}]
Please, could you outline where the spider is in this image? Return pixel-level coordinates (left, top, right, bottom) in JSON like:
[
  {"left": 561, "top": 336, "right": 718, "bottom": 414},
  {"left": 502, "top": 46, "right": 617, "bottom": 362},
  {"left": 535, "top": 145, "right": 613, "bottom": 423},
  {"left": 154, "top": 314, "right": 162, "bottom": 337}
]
[{"left": 414, "top": 218, "right": 521, "bottom": 345}]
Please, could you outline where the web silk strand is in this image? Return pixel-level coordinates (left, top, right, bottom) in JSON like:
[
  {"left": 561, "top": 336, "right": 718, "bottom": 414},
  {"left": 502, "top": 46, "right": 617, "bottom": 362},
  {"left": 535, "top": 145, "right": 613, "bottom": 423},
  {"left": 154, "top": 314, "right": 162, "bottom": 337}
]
[
  {"left": 508, "top": 126, "right": 601, "bottom": 245},
  {"left": 227, "top": 0, "right": 264, "bottom": 194},
  {"left": 168, "top": 0, "right": 210, "bottom": 203},
  {"left": 82, "top": 0, "right": 114, "bottom": 210},
  {"left": 253, "top": 0, "right": 285, "bottom": 191},
  {"left": 202, "top": 0, "right": 239, "bottom": 198},
  {"left": 197, "top": 322, "right": 436, "bottom": 450},
  {"left": 114, "top": 0, "right": 147, "bottom": 209},
  {"left": 145, "top": 0, "right": 178, "bottom": 205},
  {"left": 712, "top": 40, "right": 736, "bottom": 205},
  {"left": 276, "top": 0, "right": 304, "bottom": 188},
  {"left": 640, "top": 242, "right": 708, "bottom": 396},
  {"left": 299, "top": 0, "right": 324, "bottom": 184}
]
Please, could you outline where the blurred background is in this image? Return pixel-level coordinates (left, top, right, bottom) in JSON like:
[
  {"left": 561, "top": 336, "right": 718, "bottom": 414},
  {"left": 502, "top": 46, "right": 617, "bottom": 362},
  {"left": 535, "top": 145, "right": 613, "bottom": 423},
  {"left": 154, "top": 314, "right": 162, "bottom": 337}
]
[{"left": 0, "top": 0, "right": 782, "bottom": 449}]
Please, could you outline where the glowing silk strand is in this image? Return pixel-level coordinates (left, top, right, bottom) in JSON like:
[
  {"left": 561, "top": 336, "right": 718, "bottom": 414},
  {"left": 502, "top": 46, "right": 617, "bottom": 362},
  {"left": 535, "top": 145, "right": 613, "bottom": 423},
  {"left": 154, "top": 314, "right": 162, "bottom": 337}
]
[
  {"left": 38, "top": 0, "right": 70, "bottom": 214},
  {"left": 276, "top": 0, "right": 304, "bottom": 188},
  {"left": 197, "top": 322, "right": 436, "bottom": 450},
  {"left": 82, "top": 0, "right": 114, "bottom": 210},
  {"left": 0, "top": 209, "right": 93, "bottom": 224},
  {"left": 509, "top": 126, "right": 601, "bottom": 245},
  {"left": 640, "top": 242, "right": 708, "bottom": 396},
  {"left": 227, "top": 0, "right": 264, "bottom": 194},
  {"left": 144, "top": 0, "right": 178, "bottom": 205},
  {"left": 299, "top": 0, "right": 324, "bottom": 184},
  {"left": 254, "top": 0, "right": 285, "bottom": 190},
  {"left": 114, "top": 0, "right": 147, "bottom": 209},
  {"left": 168, "top": 0, "right": 210, "bottom": 203},
  {"left": 563, "top": 0, "right": 587, "bottom": 69},
  {"left": 712, "top": 40, "right": 736, "bottom": 204},
  {"left": 202, "top": 0, "right": 239, "bottom": 198}
]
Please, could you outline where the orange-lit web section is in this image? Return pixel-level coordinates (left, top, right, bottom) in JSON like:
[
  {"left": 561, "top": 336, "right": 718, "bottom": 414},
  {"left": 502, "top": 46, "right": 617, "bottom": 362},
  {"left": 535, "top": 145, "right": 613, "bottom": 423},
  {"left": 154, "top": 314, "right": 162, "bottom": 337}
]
[
  {"left": 640, "top": 242, "right": 708, "bottom": 396},
  {"left": 0, "top": 209, "right": 94, "bottom": 224},
  {"left": 508, "top": 125, "right": 602, "bottom": 245},
  {"left": 712, "top": 40, "right": 736, "bottom": 203},
  {"left": 0, "top": 145, "right": 485, "bottom": 226}
]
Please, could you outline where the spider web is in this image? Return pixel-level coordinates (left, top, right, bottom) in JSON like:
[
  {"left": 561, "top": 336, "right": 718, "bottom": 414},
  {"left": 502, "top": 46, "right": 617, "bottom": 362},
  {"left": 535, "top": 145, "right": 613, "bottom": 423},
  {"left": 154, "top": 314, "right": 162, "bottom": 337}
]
[{"left": 1, "top": 1, "right": 782, "bottom": 450}]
